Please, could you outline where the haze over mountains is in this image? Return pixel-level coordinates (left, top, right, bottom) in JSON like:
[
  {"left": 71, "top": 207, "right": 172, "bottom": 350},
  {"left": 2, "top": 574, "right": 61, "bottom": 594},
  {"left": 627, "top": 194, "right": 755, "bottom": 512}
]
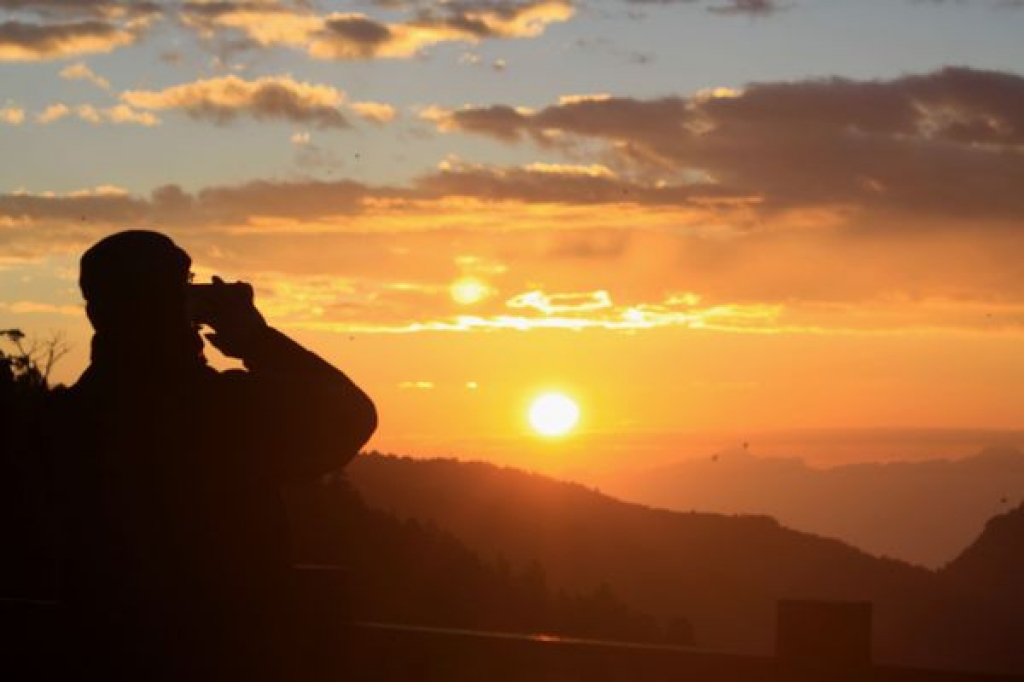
[
  {"left": 347, "top": 454, "right": 1024, "bottom": 674},
  {"left": 586, "top": 446, "right": 1024, "bottom": 568}
]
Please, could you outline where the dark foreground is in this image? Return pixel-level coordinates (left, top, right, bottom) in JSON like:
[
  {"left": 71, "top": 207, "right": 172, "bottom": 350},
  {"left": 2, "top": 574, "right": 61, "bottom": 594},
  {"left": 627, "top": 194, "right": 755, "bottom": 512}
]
[{"left": 4, "top": 596, "right": 1022, "bottom": 681}]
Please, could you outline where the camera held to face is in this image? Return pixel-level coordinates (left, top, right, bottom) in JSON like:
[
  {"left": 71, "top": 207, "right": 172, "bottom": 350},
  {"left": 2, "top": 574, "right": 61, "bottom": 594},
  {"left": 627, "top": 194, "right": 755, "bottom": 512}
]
[{"left": 188, "top": 281, "right": 252, "bottom": 325}]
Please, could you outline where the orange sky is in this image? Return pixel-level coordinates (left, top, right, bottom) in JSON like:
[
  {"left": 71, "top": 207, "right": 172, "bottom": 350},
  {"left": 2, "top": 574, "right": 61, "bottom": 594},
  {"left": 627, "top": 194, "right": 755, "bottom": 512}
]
[{"left": 3, "top": 1, "right": 1024, "bottom": 474}]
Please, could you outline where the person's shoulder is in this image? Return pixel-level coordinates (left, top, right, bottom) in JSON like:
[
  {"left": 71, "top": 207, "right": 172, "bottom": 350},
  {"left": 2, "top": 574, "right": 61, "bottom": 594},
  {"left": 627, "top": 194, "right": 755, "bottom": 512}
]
[
  {"left": 203, "top": 366, "right": 249, "bottom": 383},
  {"left": 198, "top": 366, "right": 258, "bottom": 398}
]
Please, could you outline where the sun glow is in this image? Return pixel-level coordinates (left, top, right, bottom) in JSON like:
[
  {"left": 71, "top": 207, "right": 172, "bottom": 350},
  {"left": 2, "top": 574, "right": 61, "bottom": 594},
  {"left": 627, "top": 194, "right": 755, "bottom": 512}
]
[
  {"left": 450, "top": 277, "right": 491, "bottom": 305},
  {"left": 528, "top": 392, "right": 580, "bottom": 437}
]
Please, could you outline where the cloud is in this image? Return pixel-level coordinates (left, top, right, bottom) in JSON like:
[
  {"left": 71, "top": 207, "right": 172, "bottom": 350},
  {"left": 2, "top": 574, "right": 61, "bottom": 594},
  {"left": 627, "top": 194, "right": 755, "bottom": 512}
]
[
  {"left": 624, "top": 0, "right": 783, "bottom": 14},
  {"left": 120, "top": 75, "right": 350, "bottom": 128},
  {"left": 0, "top": 19, "right": 139, "bottom": 60},
  {"left": 99, "top": 104, "right": 159, "bottom": 126},
  {"left": 0, "top": 105, "right": 25, "bottom": 124},
  {"left": 312, "top": 1, "right": 574, "bottom": 59},
  {"left": 707, "top": 0, "right": 780, "bottom": 14},
  {"left": 36, "top": 102, "right": 70, "bottom": 123},
  {"left": 398, "top": 381, "right": 435, "bottom": 389},
  {"left": 6, "top": 170, "right": 1024, "bottom": 336},
  {"left": 418, "top": 158, "right": 739, "bottom": 208},
  {"left": 523, "top": 162, "right": 616, "bottom": 178},
  {"left": 59, "top": 61, "right": 110, "bottom": 89},
  {"left": 0, "top": 1, "right": 160, "bottom": 19},
  {"left": 243, "top": 272, "right": 790, "bottom": 335},
  {"left": 0, "top": 187, "right": 168, "bottom": 236},
  {"left": 0, "top": 1, "right": 157, "bottom": 62},
  {"left": 180, "top": 0, "right": 323, "bottom": 49},
  {"left": 0, "top": 175, "right": 705, "bottom": 270},
  {"left": 180, "top": 0, "right": 573, "bottom": 60},
  {"left": 349, "top": 289, "right": 785, "bottom": 334},
  {"left": 427, "top": 67, "right": 1024, "bottom": 221},
  {"left": 76, "top": 103, "right": 159, "bottom": 126},
  {"left": 350, "top": 100, "right": 397, "bottom": 124},
  {"left": 507, "top": 289, "right": 614, "bottom": 315}
]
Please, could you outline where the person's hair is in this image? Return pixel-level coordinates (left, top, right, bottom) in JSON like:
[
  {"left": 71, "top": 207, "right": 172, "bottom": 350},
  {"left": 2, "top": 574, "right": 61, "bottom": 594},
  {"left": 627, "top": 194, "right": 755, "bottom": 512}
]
[{"left": 80, "top": 230, "right": 191, "bottom": 334}]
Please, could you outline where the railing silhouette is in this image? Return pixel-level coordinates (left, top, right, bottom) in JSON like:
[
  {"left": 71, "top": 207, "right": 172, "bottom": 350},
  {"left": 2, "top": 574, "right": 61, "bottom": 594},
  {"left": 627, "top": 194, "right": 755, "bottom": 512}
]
[
  {"left": 343, "top": 619, "right": 1024, "bottom": 682},
  {"left": 4, "top": 571, "right": 1024, "bottom": 681}
]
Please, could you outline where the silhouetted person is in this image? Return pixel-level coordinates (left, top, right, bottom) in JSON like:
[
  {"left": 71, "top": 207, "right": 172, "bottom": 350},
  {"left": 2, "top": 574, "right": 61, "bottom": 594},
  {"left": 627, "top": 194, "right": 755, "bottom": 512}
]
[{"left": 46, "top": 231, "right": 376, "bottom": 680}]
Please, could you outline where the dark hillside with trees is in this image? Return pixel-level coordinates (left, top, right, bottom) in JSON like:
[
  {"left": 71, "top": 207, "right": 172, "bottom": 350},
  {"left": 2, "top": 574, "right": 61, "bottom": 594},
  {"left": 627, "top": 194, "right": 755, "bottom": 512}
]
[
  {"left": 932, "top": 503, "right": 1024, "bottom": 671},
  {"left": 285, "top": 476, "right": 674, "bottom": 644},
  {"left": 347, "top": 453, "right": 1024, "bottom": 674}
]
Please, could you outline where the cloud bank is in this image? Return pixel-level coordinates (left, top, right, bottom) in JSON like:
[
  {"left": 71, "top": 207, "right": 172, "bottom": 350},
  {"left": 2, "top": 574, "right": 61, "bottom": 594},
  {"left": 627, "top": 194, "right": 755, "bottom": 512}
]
[
  {"left": 428, "top": 67, "right": 1024, "bottom": 221},
  {"left": 0, "top": 1, "right": 157, "bottom": 61},
  {"left": 180, "top": 0, "right": 573, "bottom": 60}
]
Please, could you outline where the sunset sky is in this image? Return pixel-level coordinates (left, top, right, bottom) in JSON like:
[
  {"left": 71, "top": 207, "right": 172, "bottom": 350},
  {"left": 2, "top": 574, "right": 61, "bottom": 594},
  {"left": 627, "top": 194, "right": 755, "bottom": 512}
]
[{"left": 3, "top": 0, "right": 1024, "bottom": 473}]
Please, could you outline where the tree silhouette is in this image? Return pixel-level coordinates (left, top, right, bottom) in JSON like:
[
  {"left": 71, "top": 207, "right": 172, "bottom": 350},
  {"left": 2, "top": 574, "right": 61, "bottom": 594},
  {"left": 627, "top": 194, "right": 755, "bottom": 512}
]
[
  {"left": 1, "top": 328, "right": 66, "bottom": 601},
  {"left": 1, "top": 328, "right": 69, "bottom": 393}
]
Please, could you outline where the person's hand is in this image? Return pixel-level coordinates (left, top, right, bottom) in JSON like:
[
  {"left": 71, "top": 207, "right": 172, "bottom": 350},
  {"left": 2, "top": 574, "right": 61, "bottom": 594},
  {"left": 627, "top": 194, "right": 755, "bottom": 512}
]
[{"left": 198, "top": 276, "right": 268, "bottom": 358}]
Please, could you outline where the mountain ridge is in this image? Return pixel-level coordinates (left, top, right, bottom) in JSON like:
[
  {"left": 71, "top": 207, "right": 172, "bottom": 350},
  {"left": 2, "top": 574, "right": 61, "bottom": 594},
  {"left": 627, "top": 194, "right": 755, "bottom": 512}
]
[
  {"left": 347, "top": 455, "right": 950, "bottom": 665},
  {"left": 584, "top": 445, "right": 1024, "bottom": 567}
]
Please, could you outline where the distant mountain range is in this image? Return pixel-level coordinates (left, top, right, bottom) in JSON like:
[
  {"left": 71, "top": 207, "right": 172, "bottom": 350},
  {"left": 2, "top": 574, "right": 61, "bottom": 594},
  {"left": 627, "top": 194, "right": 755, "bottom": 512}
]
[
  {"left": 585, "top": 446, "right": 1024, "bottom": 568},
  {"left": 347, "top": 453, "right": 1024, "bottom": 674}
]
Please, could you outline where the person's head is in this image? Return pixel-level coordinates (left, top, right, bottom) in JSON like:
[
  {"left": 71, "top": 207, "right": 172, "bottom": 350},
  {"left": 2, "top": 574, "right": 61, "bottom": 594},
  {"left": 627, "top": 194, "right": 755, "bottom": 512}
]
[{"left": 80, "top": 230, "right": 202, "bottom": 363}]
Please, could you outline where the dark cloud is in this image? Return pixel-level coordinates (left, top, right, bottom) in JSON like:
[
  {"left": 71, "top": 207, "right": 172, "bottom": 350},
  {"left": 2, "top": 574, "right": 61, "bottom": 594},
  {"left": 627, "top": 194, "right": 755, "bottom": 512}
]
[
  {"left": 0, "top": 180, "right": 382, "bottom": 243},
  {"left": 121, "top": 75, "right": 351, "bottom": 129},
  {"left": 0, "top": 1, "right": 160, "bottom": 19},
  {"left": 6, "top": 168, "right": 1024, "bottom": 319},
  {"left": 434, "top": 68, "right": 1024, "bottom": 220},
  {"left": 320, "top": 14, "right": 392, "bottom": 55},
  {"left": 181, "top": 1, "right": 279, "bottom": 18},
  {"left": 242, "top": 83, "right": 348, "bottom": 128},
  {"left": 0, "top": 0, "right": 158, "bottom": 60},
  {"left": 410, "top": 0, "right": 568, "bottom": 36},
  {"left": 707, "top": 0, "right": 779, "bottom": 14},
  {"left": 0, "top": 170, "right": 693, "bottom": 233},
  {"left": 194, "top": 178, "right": 383, "bottom": 218},
  {"left": 0, "top": 18, "right": 136, "bottom": 59},
  {"left": 416, "top": 163, "right": 733, "bottom": 206},
  {"left": 0, "top": 189, "right": 148, "bottom": 224},
  {"left": 179, "top": 0, "right": 572, "bottom": 60},
  {"left": 624, "top": 0, "right": 783, "bottom": 15}
]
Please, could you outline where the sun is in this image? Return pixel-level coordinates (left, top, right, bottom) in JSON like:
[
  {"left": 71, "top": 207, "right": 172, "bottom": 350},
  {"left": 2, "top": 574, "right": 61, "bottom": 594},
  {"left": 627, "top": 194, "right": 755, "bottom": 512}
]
[
  {"left": 450, "top": 277, "right": 491, "bottom": 305},
  {"left": 528, "top": 392, "right": 580, "bottom": 437}
]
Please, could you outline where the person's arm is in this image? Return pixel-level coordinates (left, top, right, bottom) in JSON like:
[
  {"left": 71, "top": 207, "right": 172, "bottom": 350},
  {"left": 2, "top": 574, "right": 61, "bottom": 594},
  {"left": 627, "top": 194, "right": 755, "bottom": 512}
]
[{"left": 199, "top": 277, "right": 377, "bottom": 479}]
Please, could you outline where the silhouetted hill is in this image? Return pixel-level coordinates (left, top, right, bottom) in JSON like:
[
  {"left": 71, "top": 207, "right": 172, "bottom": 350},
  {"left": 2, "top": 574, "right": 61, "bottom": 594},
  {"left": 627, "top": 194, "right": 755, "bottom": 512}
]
[
  {"left": 585, "top": 446, "right": 1024, "bottom": 567},
  {"left": 944, "top": 501, "right": 1024, "bottom": 584},
  {"left": 924, "top": 502, "right": 1024, "bottom": 672},
  {"left": 347, "top": 454, "right": 960, "bottom": 667},
  {"left": 284, "top": 477, "right": 672, "bottom": 645}
]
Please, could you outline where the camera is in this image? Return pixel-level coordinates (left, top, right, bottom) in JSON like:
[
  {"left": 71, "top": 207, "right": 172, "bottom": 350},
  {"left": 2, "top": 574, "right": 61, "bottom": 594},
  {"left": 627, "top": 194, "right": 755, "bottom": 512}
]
[{"left": 188, "top": 282, "right": 250, "bottom": 324}]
